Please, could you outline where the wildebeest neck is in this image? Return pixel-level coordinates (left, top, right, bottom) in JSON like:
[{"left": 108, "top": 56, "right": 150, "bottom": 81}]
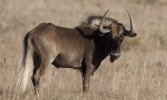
[{"left": 92, "top": 34, "right": 111, "bottom": 71}]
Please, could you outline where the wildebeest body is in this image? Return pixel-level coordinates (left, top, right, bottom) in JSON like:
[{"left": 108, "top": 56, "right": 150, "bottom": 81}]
[
  {"left": 20, "top": 10, "right": 137, "bottom": 99},
  {"left": 29, "top": 23, "right": 97, "bottom": 69}
]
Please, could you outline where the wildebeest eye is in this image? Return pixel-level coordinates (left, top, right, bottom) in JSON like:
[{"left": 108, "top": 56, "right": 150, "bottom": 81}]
[{"left": 119, "top": 35, "right": 124, "bottom": 41}]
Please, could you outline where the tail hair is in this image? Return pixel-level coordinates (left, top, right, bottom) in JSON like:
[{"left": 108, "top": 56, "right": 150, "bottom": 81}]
[
  {"left": 20, "top": 33, "right": 34, "bottom": 94},
  {"left": 22, "top": 33, "right": 29, "bottom": 66}
]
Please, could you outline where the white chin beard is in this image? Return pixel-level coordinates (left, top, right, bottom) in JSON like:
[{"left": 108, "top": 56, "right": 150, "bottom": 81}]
[{"left": 110, "top": 52, "right": 120, "bottom": 57}]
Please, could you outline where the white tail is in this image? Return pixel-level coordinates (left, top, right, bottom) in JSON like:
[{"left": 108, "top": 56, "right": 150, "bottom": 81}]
[
  {"left": 21, "top": 51, "right": 33, "bottom": 93},
  {"left": 20, "top": 33, "right": 34, "bottom": 94}
]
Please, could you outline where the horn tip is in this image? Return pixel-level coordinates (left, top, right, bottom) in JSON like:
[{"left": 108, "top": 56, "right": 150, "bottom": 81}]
[
  {"left": 126, "top": 10, "right": 130, "bottom": 15},
  {"left": 105, "top": 9, "right": 110, "bottom": 14}
]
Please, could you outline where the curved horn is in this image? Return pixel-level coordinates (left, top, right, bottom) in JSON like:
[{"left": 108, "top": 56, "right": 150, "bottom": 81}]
[
  {"left": 127, "top": 11, "right": 134, "bottom": 34},
  {"left": 125, "top": 11, "right": 137, "bottom": 37},
  {"left": 99, "top": 9, "right": 110, "bottom": 33}
]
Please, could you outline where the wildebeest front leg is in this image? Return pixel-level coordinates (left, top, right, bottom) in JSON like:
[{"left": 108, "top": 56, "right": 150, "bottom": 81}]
[{"left": 82, "top": 64, "right": 94, "bottom": 92}]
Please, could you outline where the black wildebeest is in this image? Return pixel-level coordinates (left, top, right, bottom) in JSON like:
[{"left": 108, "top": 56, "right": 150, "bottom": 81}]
[{"left": 20, "top": 10, "right": 137, "bottom": 97}]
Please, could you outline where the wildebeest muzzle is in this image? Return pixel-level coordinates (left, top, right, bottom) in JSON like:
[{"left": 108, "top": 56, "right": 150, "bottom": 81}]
[{"left": 110, "top": 50, "right": 121, "bottom": 62}]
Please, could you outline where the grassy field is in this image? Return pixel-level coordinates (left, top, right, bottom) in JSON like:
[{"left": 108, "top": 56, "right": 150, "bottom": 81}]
[{"left": 0, "top": 0, "right": 167, "bottom": 100}]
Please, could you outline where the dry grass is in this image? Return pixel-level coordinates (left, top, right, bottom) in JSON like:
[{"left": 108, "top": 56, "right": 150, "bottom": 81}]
[{"left": 0, "top": 0, "right": 167, "bottom": 100}]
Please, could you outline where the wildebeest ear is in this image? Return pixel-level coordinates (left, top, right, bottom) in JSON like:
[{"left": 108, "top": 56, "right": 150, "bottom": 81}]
[
  {"left": 124, "top": 29, "right": 137, "bottom": 37},
  {"left": 76, "top": 25, "right": 97, "bottom": 36},
  {"left": 127, "top": 33, "right": 137, "bottom": 37}
]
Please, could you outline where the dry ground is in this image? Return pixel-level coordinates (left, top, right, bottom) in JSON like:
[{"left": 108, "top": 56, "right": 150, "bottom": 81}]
[{"left": 0, "top": 0, "right": 167, "bottom": 100}]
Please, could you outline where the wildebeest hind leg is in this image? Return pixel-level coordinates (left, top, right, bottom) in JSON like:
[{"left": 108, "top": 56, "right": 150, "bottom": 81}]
[{"left": 31, "top": 53, "right": 52, "bottom": 99}]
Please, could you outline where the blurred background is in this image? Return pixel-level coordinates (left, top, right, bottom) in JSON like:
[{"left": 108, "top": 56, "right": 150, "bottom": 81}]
[{"left": 0, "top": 0, "right": 167, "bottom": 100}]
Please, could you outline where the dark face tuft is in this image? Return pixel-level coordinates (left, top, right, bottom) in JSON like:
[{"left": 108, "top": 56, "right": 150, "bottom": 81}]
[
  {"left": 109, "top": 36, "right": 123, "bottom": 62},
  {"left": 109, "top": 24, "right": 125, "bottom": 62}
]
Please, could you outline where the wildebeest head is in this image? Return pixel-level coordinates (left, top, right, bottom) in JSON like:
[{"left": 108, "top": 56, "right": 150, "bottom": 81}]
[{"left": 81, "top": 10, "right": 137, "bottom": 62}]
